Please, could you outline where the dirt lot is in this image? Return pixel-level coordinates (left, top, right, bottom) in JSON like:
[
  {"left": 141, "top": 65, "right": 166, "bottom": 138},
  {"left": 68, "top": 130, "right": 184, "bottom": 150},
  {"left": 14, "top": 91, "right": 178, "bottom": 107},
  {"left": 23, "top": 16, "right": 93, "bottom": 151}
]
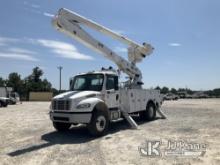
[{"left": 0, "top": 99, "right": 220, "bottom": 165}]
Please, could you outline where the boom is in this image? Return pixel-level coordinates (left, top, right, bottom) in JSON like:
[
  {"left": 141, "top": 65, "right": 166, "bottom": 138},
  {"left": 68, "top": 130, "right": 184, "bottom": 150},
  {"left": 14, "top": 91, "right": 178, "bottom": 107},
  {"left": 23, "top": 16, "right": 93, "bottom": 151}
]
[{"left": 52, "top": 8, "right": 154, "bottom": 87}]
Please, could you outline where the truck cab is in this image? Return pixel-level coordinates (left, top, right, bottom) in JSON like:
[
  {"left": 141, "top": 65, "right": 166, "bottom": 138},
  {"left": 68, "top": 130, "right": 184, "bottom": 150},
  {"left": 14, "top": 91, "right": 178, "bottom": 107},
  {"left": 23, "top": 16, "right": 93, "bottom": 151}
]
[
  {"left": 50, "top": 68, "right": 163, "bottom": 136},
  {"left": 50, "top": 69, "right": 121, "bottom": 136}
]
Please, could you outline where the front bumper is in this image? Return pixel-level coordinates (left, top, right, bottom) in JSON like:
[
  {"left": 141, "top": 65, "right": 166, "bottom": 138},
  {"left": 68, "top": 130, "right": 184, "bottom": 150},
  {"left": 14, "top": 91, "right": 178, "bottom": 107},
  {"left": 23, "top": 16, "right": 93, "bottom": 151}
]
[{"left": 49, "top": 111, "right": 92, "bottom": 124}]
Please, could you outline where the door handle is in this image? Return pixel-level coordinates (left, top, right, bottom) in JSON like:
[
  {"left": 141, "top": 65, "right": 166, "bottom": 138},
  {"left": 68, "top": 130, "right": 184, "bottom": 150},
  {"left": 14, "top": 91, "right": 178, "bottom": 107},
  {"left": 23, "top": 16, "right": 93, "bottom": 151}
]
[
  {"left": 107, "top": 90, "right": 115, "bottom": 94},
  {"left": 116, "top": 94, "right": 119, "bottom": 100}
]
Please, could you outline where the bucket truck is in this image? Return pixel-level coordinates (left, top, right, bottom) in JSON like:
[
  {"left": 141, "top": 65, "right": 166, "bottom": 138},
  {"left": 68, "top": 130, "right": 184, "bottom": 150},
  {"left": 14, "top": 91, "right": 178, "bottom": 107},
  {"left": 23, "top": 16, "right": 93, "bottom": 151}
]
[{"left": 49, "top": 8, "right": 166, "bottom": 136}]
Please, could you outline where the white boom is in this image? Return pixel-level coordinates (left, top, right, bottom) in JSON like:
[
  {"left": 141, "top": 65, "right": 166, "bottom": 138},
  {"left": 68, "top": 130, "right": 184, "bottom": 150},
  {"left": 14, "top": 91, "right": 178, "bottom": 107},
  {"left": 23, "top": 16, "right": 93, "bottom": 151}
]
[{"left": 52, "top": 8, "right": 154, "bottom": 87}]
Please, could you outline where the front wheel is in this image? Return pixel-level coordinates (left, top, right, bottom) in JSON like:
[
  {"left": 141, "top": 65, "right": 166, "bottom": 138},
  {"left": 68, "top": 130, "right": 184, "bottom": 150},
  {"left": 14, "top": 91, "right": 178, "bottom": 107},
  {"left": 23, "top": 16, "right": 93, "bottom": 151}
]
[
  {"left": 0, "top": 101, "right": 7, "bottom": 107},
  {"left": 53, "top": 122, "right": 71, "bottom": 131},
  {"left": 3, "top": 102, "right": 8, "bottom": 107},
  {"left": 88, "top": 109, "right": 109, "bottom": 136}
]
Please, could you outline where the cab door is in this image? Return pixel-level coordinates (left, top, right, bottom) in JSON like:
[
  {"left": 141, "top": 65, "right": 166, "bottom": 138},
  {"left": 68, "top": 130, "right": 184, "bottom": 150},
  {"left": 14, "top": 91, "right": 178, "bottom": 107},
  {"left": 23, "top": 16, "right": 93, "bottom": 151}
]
[{"left": 105, "top": 75, "right": 119, "bottom": 109}]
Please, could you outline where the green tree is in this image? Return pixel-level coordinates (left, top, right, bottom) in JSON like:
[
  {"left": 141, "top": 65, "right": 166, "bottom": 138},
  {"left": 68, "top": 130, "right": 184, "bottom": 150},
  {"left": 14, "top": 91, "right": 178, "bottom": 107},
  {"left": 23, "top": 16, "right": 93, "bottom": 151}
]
[
  {"left": 213, "top": 88, "right": 220, "bottom": 97},
  {"left": 186, "top": 88, "right": 193, "bottom": 95},
  {"left": 178, "top": 88, "right": 185, "bottom": 92},
  {"left": 6, "top": 73, "right": 23, "bottom": 92},
  {"left": 170, "top": 88, "right": 177, "bottom": 94},
  {"left": 161, "top": 86, "right": 169, "bottom": 94},
  {"left": 26, "top": 67, "right": 52, "bottom": 92},
  {"left": 0, "top": 77, "right": 5, "bottom": 86},
  {"left": 42, "top": 79, "right": 52, "bottom": 91},
  {"left": 154, "top": 86, "right": 161, "bottom": 91},
  {"left": 28, "top": 67, "right": 43, "bottom": 83}
]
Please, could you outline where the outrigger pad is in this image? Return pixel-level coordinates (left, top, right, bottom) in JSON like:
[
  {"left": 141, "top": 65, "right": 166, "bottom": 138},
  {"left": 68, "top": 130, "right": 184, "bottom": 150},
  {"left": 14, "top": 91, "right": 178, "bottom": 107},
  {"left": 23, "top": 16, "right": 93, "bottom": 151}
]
[
  {"left": 156, "top": 108, "right": 167, "bottom": 119},
  {"left": 122, "top": 112, "right": 138, "bottom": 129}
]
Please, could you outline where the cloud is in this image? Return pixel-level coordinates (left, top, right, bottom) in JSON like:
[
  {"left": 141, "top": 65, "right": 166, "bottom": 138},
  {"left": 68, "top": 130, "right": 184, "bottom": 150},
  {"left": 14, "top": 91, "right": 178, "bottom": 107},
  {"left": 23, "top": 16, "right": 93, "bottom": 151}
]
[
  {"left": 31, "top": 4, "right": 40, "bottom": 9},
  {"left": 0, "top": 53, "right": 38, "bottom": 61},
  {"left": 169, "top": 43, "right": 181, "bottom": 47},
  {"left": 0, "top": 37, "right": 39, "bottom": 61},
  {"left": 23, "top": 1, "right": 40, "bottom": 9},
  {"left": 23, "top": 1, "right": 41, "bottom": 14},
  {"left": 114, "top": 47, "right": 127, "bottom": 53},
  {"left": 0, "top": 36, "right": 92, "bottom": 61},
  {"left": 0, "top": 37, "right": 19, "bottom": 45},
  {"left": 43, "top": 12, "right": 54, "bottom": 18},
  {"left": 37, "top": 39, "right": 93, "bottom": 60},
  {"left": 8, "top": 47, "right": 36, "bottom": 55}
]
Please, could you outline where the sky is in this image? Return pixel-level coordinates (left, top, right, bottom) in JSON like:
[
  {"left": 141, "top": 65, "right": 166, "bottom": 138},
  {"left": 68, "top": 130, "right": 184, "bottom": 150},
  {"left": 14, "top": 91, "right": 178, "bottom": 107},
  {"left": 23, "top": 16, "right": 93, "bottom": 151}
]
[{"left": 0, "top": 0, "right": 220, "bottom": 90}]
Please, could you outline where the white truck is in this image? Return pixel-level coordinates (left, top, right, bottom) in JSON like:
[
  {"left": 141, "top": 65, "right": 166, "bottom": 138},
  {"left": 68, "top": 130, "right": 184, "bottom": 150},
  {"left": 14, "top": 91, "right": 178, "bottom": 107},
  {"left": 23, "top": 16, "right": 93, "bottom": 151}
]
[
  {"left": 0, "top": 87, "right": 11, "bottom": 107},
  {"left": 0, "top": 87, "right": 20, "bottom": 105},
  {"left": 49, "top": 8, "right": 166, "bottom": 136}
]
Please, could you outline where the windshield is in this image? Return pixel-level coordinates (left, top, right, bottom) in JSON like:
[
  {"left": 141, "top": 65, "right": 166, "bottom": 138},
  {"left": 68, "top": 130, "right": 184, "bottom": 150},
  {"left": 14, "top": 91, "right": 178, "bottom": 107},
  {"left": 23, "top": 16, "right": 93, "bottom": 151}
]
[{"left": 71, "top": 74, "right": 104, "bottom": 91}]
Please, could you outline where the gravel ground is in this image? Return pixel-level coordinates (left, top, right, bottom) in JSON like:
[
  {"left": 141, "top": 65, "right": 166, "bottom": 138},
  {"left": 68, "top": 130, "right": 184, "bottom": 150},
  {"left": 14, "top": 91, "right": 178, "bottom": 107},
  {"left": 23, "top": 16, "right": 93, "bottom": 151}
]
[{"left": 0, "top": 99, "right": 220, "bottom": 165}]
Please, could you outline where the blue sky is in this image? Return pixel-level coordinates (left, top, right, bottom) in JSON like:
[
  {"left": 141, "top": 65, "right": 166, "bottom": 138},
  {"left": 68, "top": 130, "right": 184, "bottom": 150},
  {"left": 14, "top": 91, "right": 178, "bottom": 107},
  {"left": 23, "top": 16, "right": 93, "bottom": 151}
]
[{"left": 0, "top": 0, "right": 219, "bottom": 90}]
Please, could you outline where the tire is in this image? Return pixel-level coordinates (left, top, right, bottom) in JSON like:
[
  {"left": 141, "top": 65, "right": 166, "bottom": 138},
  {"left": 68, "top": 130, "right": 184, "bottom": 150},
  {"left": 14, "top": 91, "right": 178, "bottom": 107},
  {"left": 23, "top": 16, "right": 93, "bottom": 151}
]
[
  {"left": 3, "top": 102, "right": 8, "bottom": 107},
  {"left": 88, "top": 109, "right": 109, "bottom": 136},
  {"left": 0, "top": 101, "right": 2, "bottom": 107},
  {"left": 53, "top": 122, "right": 71, "bottom": 131},
  {"left": 140, "top": 102, "right": 156, "bottom": 121}
]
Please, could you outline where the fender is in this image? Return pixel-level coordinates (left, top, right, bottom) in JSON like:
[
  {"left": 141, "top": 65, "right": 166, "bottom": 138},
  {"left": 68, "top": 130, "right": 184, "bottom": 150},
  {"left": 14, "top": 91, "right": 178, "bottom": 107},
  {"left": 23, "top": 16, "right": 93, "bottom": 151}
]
[
  {"left": 75, "top": 97, "right": 107, "bottom": 113},
  {"left": 147, "top": 99, "right": 155, "bottom": 107}
]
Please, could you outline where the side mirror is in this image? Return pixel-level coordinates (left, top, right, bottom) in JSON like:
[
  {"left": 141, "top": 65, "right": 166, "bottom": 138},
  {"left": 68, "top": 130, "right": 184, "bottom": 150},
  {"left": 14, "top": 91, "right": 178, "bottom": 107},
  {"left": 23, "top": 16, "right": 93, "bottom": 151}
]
[{"left": 69, "top": 79, "right": 73, "bottom": 90}]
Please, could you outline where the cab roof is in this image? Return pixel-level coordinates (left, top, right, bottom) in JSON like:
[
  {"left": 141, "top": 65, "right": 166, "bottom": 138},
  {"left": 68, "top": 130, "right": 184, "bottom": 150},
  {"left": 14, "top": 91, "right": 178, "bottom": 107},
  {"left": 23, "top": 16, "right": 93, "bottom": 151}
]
[
  {"left": 76, "top": 68, "right": 118, "bottom": 76},
  {"left": 77, "top": 70, "right": 117, "bottom": 76}
]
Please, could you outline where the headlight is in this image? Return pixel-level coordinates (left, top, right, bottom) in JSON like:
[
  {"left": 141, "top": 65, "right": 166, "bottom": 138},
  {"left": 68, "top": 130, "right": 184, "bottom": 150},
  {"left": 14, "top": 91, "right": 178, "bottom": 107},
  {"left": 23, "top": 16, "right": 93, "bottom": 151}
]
[{"left": 77, "top": 103, "right": 91, "bottom": 109}]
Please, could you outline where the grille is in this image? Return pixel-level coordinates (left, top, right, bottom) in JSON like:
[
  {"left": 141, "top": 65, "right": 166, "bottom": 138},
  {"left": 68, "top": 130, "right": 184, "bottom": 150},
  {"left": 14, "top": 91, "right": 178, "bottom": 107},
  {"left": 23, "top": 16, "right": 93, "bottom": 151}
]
[{"left": 52, "top": 100, "right": 71, "bottom": 110}]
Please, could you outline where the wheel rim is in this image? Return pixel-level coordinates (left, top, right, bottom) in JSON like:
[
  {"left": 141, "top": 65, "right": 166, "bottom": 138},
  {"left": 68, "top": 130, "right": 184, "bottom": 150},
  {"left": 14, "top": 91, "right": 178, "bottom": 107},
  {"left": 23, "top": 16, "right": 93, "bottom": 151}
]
[
  {"left": 148, "top": 106, "right": 154, "bottom": 118},
  {"left": 96, "top": 116, "right": 106, "bottom": 132}
]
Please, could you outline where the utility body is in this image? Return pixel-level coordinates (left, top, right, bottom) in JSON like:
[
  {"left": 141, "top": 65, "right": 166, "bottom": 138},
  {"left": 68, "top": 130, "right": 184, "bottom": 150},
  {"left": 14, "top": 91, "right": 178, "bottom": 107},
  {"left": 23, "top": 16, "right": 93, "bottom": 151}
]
[{"left": 49, "top": 8, "right": 166, "bottom": 136}]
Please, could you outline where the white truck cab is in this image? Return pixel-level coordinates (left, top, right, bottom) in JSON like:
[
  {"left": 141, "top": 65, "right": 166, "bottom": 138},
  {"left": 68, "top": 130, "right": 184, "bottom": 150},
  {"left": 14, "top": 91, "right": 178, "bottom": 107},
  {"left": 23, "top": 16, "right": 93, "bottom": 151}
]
[{"left": 50, "top": 68, "right": 163, "bottom": 136}]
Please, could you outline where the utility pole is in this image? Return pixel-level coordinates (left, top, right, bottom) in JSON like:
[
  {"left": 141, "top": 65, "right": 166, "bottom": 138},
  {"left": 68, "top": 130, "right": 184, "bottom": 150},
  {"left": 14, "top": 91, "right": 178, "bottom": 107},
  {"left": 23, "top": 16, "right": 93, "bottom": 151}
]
[{"left": 57, "top": 66, "right": 63, "bottom": 92}]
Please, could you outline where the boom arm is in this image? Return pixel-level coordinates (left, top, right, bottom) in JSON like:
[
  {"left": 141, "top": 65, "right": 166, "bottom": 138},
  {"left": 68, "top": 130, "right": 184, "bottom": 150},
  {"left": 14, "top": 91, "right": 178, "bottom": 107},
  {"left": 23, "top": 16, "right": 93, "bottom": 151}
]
[{"left": 52, "top": 8, "right": 154, "bottom": 86}]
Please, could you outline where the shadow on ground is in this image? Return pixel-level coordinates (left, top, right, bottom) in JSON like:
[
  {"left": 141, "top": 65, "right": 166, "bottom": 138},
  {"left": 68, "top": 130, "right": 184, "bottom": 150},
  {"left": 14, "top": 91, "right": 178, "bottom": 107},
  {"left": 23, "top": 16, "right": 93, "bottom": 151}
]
[{"left": 8, "top": 117, "right": 159, "bottom": 157}]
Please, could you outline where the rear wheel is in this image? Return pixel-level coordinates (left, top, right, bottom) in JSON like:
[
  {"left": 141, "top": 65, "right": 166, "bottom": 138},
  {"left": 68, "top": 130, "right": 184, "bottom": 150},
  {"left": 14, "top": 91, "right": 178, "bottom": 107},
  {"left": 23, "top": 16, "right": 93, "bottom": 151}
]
[
  {"left": 140, "top": 102, "right": 156, "bottom": 121},
  {"left": 0, "top": 101, "right": 2, "bottom": 107},
  {"left": 53, "top": 122, "right": 71, "bottom": 131},
  {"left": 88, "top": 109, "right": 109, "bottom": 136}
]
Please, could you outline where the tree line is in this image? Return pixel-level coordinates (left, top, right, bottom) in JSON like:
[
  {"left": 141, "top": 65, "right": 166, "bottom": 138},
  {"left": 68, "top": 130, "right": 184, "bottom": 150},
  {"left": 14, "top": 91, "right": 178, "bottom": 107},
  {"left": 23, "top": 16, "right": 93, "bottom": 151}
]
[
  {"left": 0, "top": 67, "right": 56, "bottom": 100},
  {"left": 154, "top": 86, "right": 220, "bottom": 97},
  {"left": 0, "top": 67, "right": 220, "bottom": 99}
]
